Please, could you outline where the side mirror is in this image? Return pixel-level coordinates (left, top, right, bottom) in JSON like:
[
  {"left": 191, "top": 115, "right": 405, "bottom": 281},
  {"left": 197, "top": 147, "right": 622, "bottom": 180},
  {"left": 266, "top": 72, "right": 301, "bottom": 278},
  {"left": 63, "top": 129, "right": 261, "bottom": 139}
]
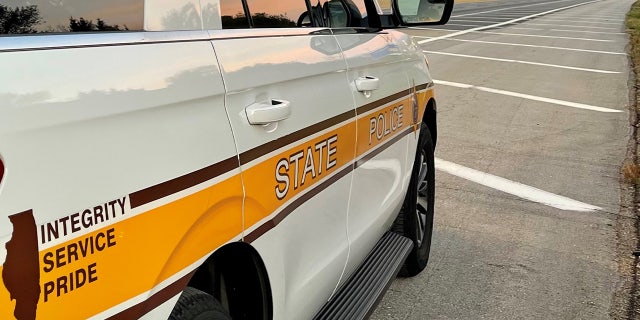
[{"left": 395, "top": 0, "right": 454, "bottom": 25}]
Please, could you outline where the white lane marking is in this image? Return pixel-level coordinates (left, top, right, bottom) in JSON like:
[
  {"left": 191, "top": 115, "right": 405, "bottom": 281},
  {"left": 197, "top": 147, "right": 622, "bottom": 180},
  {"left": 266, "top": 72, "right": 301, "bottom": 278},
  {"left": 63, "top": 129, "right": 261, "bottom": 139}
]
[
  {"left": 419, "top": 0, "right": 599, "bottom": 43},
  {"left": 413, "top": 37, "right": 627, "bottom": 55},
  {"left": 542, "top": 16, "right": 624, "bottom": 21},
  {"left": 509, "top": 27, "right": 545, "bottom": 31},
  {"left": 473, "top": 31, "right": 615, "bottom": 42},
  {"left": 488, "top": 12, "right": 550, "bottom": 14},
  {"left": 409, "top": 26, "right": 461, "bottom": 32},
  {"left": 451, "top": 18, "right": 515, "bottom": 22},
  {"left": 549, "top": 15, "right": 624, "bottom": 20},
  {"left": 447, "top": 23, "right": 486, "bottom": 27},
  {"left": 451, "top": 0, "right": 579, "bottom": 17},
  {"left": 422, "top": 51, "right": 620, "bottom": 74},
  {"left": 433, "top": 80, "right": 623, "bottom": 113},
  {"left": 535, "top": 18, "right": 622, "bottom": 25},
  {"left": 435, "top": 158, "right": 602, "bottom": 212},
  {"left": 521, "top": 22, "right": 619, "bottom": 29},
  {"left": 550, "top": 29, "right": 626, "bottom": 35}
]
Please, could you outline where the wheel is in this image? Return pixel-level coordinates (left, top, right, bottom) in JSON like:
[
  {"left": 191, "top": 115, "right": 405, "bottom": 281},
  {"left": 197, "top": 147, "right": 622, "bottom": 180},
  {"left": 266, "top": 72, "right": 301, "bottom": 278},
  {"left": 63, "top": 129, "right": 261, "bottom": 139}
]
[
  {"left": 417, "top": 141, "right": 430, "bottom": 197},
  {"left": 393, "top": 122, "right": 435, "bottom": 277},
  {"left": 169, "top": 287, "right": 232, "bottom": 320}
]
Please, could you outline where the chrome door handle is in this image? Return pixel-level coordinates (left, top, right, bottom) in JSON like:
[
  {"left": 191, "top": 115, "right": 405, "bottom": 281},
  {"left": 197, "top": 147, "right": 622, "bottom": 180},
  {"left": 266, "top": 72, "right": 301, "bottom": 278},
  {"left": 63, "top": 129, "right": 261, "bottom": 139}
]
[
  {"left": 245, "top": 99, "right": 291, "bottom": 125},
  {"left": 355, "top": 76, "right": 380, "bottom": 92}
]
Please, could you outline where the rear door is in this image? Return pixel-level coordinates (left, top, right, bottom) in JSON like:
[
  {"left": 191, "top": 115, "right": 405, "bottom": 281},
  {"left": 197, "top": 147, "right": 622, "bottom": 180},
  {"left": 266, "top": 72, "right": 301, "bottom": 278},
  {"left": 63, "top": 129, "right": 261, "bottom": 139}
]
[{"left": 210, "top": 1, "right": 356, "bottom": 318}]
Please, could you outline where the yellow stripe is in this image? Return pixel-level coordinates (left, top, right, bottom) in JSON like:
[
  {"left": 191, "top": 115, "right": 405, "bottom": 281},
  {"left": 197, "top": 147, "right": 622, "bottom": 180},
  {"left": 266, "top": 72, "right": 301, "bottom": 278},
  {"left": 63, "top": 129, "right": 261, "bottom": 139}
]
[
  {"left": 26, "top": 175, "right": 242, "bottom": 319},
  {"left": 0, "top": 272, "right": 15, "bottom": 319},
  {"left": 0, "top": 88, "right": 434, "bottom": 319}
]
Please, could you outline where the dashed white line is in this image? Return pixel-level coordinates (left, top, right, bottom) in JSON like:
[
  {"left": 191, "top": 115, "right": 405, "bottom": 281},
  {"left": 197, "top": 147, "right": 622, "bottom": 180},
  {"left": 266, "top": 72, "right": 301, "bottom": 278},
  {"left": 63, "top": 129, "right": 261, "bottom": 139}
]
[
  {"left": 451, "top": 18, "right": 515, "bottom": 22},
  {"left": 550, "top": 15, "right": 623, "bottom": 20},
  {"left": 422, "top": 51, "right": 620, "bottom": 74},
  {"left": 446, "top": 23, "right": 485, "bottom": 27},
  {"left": 535, "top": 18, "right": 622, "bottom": 25},
  {"left": 520, "top": 22, "right": 620, "bottom": 29},
  {"left": 542, "top": 16, "right": 624, "bottom": 22},
  {"left": 451, "top": 0, "right": 579, "bottom": 17},
  {"left": 435, "top": 158, "right": 602, "bottom": 212},
  {"left": 418, "top": 0, "right": 599, "bottom": 44},
  {"left": 550, "top": 29, "right": 626, "bottom": 35},
  {"left": 412, "top": 37, "right": 627, "bottom": 55},
  {"left": 473, "top": 31, "right": 615, "bottom": 42},
  {"left": 509, "top": 27, "right": 545, "bottom": 31},
  {"left": 433, "top": 80, "right": 623, "bottom": 113},
  {"left": 409, "top": 27, "right": 460, "bottom": 32}
]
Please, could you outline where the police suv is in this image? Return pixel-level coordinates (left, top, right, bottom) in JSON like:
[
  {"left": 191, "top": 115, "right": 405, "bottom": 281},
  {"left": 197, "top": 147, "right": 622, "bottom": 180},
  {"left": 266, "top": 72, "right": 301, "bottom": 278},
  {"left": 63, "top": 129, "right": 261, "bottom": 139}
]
[{"left": 0, "top": 0, "right": 453, "bottom": 318}]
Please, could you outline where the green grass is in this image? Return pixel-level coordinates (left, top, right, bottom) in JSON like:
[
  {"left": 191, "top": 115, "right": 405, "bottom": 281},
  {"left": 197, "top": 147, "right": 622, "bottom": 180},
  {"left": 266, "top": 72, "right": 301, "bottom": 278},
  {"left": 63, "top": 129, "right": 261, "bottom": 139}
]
[
  {"left": 626, "top": 2, "right": 640, "bottom": 185},
  {"left": 628, "top": 1, "right": 640, "bottom": 73}
]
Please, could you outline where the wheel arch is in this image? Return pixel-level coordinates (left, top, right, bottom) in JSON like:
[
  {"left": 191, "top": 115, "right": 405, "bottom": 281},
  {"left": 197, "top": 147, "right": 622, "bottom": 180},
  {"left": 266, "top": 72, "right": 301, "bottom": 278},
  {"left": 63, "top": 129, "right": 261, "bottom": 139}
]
[
  {"left": 187, "top": 242, "right": 273, "bottom": 320},
  {"left": 422, "top": 98, "right": 437, "bottom": 148}
]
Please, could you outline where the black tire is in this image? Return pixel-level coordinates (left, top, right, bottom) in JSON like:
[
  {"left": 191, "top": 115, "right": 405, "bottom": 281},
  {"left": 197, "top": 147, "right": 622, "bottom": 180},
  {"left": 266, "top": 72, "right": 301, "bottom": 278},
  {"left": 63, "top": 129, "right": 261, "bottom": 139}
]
[
  {"left": 169, "top": 287, "right": 232, "bottom": 320},
  {"left": 393, "top": 123, "right": 435, "bottom": 277}
]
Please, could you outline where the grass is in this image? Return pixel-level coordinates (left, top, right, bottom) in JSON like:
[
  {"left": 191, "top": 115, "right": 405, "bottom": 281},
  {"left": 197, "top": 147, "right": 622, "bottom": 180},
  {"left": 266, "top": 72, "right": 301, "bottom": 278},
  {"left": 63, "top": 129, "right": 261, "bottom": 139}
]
[
  {"left": 623, "top": 161, "right": 640, "bottom": 184},
  {"left": 626, "top": 2, "right": 640, "bottom": 185},
  {"left": 629, "top": 2, "right": 640, "bottom": 74}
]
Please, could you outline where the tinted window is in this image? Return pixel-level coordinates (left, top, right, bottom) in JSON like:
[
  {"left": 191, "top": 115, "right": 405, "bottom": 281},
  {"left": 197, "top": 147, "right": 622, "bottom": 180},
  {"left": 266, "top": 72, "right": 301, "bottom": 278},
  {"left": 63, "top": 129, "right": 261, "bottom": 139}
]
[
  {"left": 220, "top": 0, "right": 250, "bottom": 29},
  {"left": 0, "top": 0, "right": 143, "bottom": 35},
  {"left": 246, "top": 0, "right": 308, "bottom": 28},
  {"left": 344, "top": 0, "right": 369, "bottom": 27},
  {"left": 325, "top": 1, "right": 348, "bottom": 27}
]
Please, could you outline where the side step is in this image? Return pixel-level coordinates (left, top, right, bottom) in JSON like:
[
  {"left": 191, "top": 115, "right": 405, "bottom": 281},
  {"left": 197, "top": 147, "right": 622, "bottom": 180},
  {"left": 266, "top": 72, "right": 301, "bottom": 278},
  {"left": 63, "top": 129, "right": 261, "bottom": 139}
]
[{"left": 313, "top": 232, "right": 414, "bottom": 320}]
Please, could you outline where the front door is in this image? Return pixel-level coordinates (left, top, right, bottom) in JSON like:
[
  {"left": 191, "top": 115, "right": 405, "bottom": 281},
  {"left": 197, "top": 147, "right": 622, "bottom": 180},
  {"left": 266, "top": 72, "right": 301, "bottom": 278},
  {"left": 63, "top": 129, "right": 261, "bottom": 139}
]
[{"left": 211, "top": 1, "right": 356, "bottom": 318}]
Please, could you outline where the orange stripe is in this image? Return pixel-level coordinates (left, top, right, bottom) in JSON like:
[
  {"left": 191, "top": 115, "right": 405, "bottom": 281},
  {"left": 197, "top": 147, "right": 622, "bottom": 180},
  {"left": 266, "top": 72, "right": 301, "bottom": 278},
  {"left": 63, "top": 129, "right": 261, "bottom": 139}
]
[
  {"left": 32, "top": 175, "right": 243, "bottom": 318},
  {"left": 0, "top": 86, "right": 434, "bottom": 319},
  {"left": 243, "top": 123, "right": 357, "bottom": 231}
]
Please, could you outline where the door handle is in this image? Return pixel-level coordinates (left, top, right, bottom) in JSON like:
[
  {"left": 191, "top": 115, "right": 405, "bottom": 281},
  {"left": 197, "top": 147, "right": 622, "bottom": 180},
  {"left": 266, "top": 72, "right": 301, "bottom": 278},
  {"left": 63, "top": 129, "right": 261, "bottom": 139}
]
[
  {"left": 245, "top": 99, "right": 291, "bottom": 125},
  {"left": 355, "top": 76, "right": 380, "bottom": 92}
]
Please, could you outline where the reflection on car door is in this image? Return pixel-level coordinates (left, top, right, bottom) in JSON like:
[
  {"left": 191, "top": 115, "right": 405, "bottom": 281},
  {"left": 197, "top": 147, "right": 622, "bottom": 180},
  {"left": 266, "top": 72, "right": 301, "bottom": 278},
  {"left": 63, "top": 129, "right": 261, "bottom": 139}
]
[
  {"left": 335, "top": 29, "right": 418, "bottom": 283},
  {"left": 210, "top": 28, "right": 356, "bottom": 319}
]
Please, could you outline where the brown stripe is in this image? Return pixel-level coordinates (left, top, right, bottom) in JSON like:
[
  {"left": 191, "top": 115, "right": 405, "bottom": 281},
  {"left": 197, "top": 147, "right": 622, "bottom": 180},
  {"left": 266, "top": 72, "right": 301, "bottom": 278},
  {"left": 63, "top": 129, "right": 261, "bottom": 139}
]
[
  {"left": 416, "top": 83, "right": 429, "bottom": 91},
  {"left": 245, "top": 127, "right": 415, "bottom": 243},
  {"left": 356, "top": 89, "right": 411, "bottom": 115},
  {"left": 355, "top": 127, "right": 414, "bottom": 168},
  {"left": 128, "top": 84, "right": 428, "bottom": 208},
  {"left": 245, "top": 163, "right": 354, "bottom": 243},
  {"left": 129, "top": 157, "right": 238, "bottom": 208},
  {"left": 107, "top": 271, "right": 195, "bottom": 320},
  {"left": 239, "top": 110, "right": 355, "bottom": 165},
  {"left": 238, "top": 84, "right": 427, "bottom": 165}
]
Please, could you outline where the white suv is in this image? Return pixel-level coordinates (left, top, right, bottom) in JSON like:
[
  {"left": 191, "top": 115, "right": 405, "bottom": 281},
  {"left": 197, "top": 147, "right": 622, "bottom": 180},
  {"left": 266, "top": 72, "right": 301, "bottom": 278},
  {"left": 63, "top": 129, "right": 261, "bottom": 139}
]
[{"left": 0, "top": 0, "right": 452, "bottom": 319}]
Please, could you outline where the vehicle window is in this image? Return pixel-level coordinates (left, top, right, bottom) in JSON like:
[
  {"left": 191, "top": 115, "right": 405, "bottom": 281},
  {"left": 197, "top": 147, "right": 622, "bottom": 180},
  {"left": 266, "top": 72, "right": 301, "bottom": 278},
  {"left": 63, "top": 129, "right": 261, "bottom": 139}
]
[
  {"left": 246, "top": 0, "right": 308, "bottom": 28},
  {"left": 220, "top": 0, "right": 250, "bottom": 28},
  {"left": 343, "top": 0, "right": 369, "bottom": 27},
  {"left": 0, "top": 0, "right": 143, "bottom": 35},
  {"left": 325, "top": 1, "right": 349, "bottom": 27}
]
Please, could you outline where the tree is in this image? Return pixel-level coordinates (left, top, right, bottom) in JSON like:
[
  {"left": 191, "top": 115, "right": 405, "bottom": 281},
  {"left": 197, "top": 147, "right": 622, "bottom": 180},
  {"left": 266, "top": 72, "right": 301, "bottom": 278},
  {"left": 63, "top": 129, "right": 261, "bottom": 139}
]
[
  {"left": 252, "top": 13, "right": 296, "bottom": 28},
  {"left": 0, "top": 4, "right": 42, "bottom": 34},
  {"left": 69, "top": 17, "right": 127, "bottom": 32}
]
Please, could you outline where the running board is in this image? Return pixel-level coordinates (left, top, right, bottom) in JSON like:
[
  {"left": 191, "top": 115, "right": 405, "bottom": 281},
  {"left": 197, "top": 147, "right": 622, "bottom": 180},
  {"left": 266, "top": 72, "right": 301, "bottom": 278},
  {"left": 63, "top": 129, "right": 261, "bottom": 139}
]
[{"left": 313, "top": 231, "right": 413, "bottom": 320}]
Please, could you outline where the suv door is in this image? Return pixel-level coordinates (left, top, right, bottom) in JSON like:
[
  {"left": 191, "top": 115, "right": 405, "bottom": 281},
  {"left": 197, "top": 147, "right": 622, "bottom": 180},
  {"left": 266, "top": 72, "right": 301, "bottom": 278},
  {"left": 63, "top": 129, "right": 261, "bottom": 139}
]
[
  {"left": 210, "top": 1, "right": 356, "bottom": 318},
  {"left": 323, "top": 0, "right": 420, "bottom": 282}
]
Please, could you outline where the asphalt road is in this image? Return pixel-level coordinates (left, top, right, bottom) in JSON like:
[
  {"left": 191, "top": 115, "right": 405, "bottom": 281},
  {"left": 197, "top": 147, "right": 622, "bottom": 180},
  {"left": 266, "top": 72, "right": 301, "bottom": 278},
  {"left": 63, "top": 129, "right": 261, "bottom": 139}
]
[{"left": 371, "top": 0, "right": 634, "bottom": 318}]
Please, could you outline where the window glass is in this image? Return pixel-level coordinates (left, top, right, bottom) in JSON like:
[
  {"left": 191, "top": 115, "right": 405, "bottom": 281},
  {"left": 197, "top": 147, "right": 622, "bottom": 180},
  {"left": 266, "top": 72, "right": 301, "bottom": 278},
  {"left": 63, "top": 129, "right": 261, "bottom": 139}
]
[
  {"left": 220, "top": 0, "right": 250, "bottom": 29},
  {"left": 342, "top": 0, "right": 368, "bottom": 27},
  {"left": 346, "top": 0, "right": 367, "bottom": 19},
  {"left": 246, "top": 0, "right": 308, "bottom": 28},
  {"left": 325, "top": 1, "right": 348, "bottom": 27},
  {"left": 0, "top": 0, "right": 143, "bottom": 34}
]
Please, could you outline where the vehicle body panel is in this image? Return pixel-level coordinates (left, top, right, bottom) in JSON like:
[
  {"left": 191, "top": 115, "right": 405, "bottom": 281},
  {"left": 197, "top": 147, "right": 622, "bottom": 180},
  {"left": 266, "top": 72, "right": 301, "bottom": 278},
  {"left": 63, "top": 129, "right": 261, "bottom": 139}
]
[
  {"left": 337, "top": 29, "right": 417, "bottom": 282},
  {"left": 0, "top": 33, "right": 244, "bottom": 319},
  {"left": 210, "top": 28, "right": 355, "bottom": 320}
]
